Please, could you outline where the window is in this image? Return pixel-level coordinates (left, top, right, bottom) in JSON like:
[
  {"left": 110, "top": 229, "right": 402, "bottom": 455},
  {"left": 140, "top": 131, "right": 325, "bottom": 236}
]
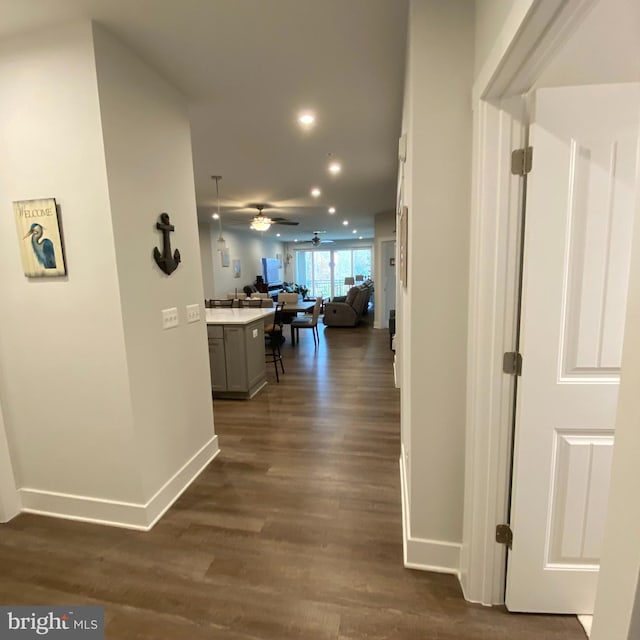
[{"left": 295, "top": 247, "right": 372, "bottom": 298}]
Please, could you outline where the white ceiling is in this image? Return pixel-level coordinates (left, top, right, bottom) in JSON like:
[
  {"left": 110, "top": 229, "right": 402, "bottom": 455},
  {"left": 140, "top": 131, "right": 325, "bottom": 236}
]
[{"left": 0, "top": 0, "right": 408, "bottom": 242}]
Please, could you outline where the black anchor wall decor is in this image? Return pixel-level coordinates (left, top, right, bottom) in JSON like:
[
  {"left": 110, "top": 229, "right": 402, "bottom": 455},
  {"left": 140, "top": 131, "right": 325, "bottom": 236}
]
[{"left": 153, "top": 212, "right": 181, "bottom": 275}]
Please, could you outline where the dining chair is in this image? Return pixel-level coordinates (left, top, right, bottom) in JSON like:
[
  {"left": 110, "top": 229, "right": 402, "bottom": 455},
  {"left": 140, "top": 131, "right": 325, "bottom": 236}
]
[
  {"left": 264, "top": 303, "right": 285, "bottom": 382},
  {"left": 241, "top": 298, "right": 263, "bottom": 308},
  {"left": 277, "top": 292, "right": 299, "bottom": 305},
  {"left": 277, "top": 292, "right": 299, "bottom": 326},
  {"left": 210, "top": 299, "right": 233, "bottom": 308},
  {"left": 291, "top": 296, "right": 323, "bottom": 347}
]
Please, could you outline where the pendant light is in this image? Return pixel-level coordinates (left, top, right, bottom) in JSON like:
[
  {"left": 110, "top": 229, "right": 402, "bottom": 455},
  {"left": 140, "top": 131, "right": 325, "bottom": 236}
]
[{"left": 211, "top": 175, "right": 226, "bottom": 251}]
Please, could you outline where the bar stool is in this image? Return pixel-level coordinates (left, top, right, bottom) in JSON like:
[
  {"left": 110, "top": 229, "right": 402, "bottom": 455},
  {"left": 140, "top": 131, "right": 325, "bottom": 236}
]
[{"left": 264, "top": 303, "right": 285, "bottom": 382}]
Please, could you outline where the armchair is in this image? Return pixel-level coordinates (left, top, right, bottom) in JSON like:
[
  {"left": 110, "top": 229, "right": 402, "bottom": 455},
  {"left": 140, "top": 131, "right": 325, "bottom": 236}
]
[{"left": 323, "top": 281, "right": 373, "bottom": 327}]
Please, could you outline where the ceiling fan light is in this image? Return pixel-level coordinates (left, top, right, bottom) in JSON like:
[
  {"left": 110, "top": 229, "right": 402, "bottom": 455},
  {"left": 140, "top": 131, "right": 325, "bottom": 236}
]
[
  {"left": 216, "top": 234, "right": 226, "bottom": 250},
  {"left": 251, "top": 216, "right": 272, "bottom": 232}
]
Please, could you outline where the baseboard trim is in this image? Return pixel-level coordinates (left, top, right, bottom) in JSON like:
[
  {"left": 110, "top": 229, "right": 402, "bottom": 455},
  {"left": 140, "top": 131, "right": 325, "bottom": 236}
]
[
  {"left": 145, "top": 435, "right": 219, "bottom": 528},
  {"left": 19, "top": 435, "right": 219, "bottom": 531},
  {"left": 400, "top": 448, "right": 461, "bottom": 575}
]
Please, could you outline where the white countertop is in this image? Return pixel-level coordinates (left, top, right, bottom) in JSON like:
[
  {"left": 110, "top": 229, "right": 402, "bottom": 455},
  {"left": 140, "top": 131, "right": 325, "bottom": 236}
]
[{"left": 205, "top": 307, "right": 274, "bottom": 325}]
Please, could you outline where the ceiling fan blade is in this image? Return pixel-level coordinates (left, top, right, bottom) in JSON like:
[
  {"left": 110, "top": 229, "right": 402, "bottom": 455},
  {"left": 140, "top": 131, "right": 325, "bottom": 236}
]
[{"left": 272, "top": 220, "right": 299, "bottom": 226}]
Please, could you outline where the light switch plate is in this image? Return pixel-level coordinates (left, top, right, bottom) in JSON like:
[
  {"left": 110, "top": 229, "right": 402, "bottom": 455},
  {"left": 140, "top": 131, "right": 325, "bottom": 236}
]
[
  {"left": 162, "top": 307, "right": 179, "bottom": 329},
  {"left": 186, "top": 304, "right": 200, "bottom": 323}
]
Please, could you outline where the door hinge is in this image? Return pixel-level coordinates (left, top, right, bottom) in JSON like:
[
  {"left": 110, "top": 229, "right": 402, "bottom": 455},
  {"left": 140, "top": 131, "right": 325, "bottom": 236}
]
[
  {"left": 511, "top": 146, "right": 533, "bottom": 175},
  {"left": 503, "top": 351, "right": 523, "bottom": 376},
  {"left": 496, "top": 524, "right": 513, "bottom": 548}
]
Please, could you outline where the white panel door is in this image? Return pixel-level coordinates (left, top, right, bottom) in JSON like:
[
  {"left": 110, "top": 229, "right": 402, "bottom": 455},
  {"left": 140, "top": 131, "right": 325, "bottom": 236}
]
[{"left": 506, "top": 84, "right": 640, "bottom": 613}]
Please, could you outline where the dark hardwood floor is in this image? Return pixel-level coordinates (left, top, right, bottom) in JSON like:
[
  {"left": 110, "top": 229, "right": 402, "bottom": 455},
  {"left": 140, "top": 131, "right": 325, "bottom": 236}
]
[{"left": 0, "top": 317, "right": 584, "bottom": 639}]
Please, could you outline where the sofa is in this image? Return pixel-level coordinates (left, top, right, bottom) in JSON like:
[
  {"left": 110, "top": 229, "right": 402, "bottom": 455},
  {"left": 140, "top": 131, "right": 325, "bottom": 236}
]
[{"left": 323, "top": 280, "right": 373, "bottom": 327}]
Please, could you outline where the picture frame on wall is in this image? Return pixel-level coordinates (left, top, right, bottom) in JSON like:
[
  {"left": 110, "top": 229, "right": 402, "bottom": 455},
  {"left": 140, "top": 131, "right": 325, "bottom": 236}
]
[
  {"left": 232, "top": 259, "right": 241, "bottom": 278},
  {"left": 14, "top": 198, "right": 67, "bottom": 277}
]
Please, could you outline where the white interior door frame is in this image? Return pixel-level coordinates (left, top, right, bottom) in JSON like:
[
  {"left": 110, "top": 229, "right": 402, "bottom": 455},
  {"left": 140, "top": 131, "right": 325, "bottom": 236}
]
[
  {"left": 374, "top": 234, "right": 395, "bottom": 329},
  {"left": 462, "top": 0, "right": 600, "bottom": 605}
]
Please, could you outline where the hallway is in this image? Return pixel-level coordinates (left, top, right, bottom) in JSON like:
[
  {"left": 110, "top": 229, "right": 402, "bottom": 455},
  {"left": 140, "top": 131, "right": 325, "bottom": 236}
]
[{"left": 0, "top": 322, "right": 584, "bottom": 639}]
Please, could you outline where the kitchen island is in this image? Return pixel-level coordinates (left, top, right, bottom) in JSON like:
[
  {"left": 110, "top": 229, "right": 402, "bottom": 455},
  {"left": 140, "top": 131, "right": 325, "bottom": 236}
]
[{"left": 206, "top": 307, "right": 274, "bottom": 399}]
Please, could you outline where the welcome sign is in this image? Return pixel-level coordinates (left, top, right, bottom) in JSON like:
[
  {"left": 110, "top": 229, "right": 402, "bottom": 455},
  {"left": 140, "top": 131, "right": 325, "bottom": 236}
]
[{"left": 13, "top": 198, "right": 67, "bottom": 277}]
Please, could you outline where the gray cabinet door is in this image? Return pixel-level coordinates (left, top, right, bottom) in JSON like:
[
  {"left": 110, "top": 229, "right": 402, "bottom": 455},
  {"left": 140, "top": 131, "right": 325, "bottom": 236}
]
[
  {"left": 224, "top": 326, "right": 248, "bottom": 392},
  {"left": 245, "top": 320, "right": 266, "bottom": 390},
  {"left": 208, "top": 338, "right": 227, "bottom": 391}
]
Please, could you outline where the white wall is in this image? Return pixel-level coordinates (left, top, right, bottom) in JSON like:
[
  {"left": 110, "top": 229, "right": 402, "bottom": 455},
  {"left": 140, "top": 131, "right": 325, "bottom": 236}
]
[
  {"left": 0, "top": 398, "right": 20, "bottom": 522},
  {"left": 199, "top": 222, "right": 216, "bottom": 298},
  {"left": 92, "top": 24, "right": 216, "bottom": 505},
  {"left": 202, "top": 225, "right": 285, "bottom": 297},
  {"left": 399, "top": 0, "right": 474, "bottom": 571},
  {"left": 0, "top": 21, "right": 143, "bottom": 505},
  {"left": 375, "top": 210, "right": 395, "bottom": 237},
  {"left": 0, "top": 20, "right": 217, "bottom": 529},
  {"left": 474, "top": 0, "right": 519, "bottom": 76},
  {"left": 473, "top": 0, "right": 536, "bottom": 96},
  {"left": 282, "top": 245, "right": 295, "bottom": 283},
  {"left": 377, "top": 240, "right": 396, "bottom": 333},
  {"left": 374, "top": 210, "right": 395, "bottom": 328}
]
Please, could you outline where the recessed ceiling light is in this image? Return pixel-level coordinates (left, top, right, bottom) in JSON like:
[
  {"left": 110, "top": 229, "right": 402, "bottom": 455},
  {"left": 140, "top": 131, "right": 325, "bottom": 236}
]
[
  {"left": 276, "top": 233, "right": 281, "bottom": 237},
  {"left": 342, "top": 220, "right": 349, "bottom": 226},
  {"left": 294, "top": 239, "right": 298, "bottom": 242},
  {"left": 212, "top": 213, "right": 219, "bottom": 220},
  {"left": 328, "top": 207, "right": 336, "bottom": 214},
  {"left": 328, "top": 161, "right": 342, "bottom": 175},
  {"left": 352, "top": 229, "right": 357, "bottom": 234},
  {"left": 298, "top": 112, "right": 316, "bottom": 128},
  {"left": 359, "top": 236, "right": 363, "bottom": 240},
  {"left": 311, "top": 187, "right": 321, "bottom": 198}
]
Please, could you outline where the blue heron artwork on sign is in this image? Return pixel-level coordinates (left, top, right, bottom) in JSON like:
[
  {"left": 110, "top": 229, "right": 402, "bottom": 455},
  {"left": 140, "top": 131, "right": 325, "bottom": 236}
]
[
  {"left": 14, "top": 198, "right": 66, "bottom": 277},
  {"left": 24, "top": 223, "right": 57, "bottom": 268}
]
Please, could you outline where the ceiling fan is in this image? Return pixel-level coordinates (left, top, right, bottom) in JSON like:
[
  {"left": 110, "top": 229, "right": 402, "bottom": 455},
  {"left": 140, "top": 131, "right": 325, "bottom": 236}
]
[
  {"left": 302, "top": 231, "right": 334, "bottom": 246},
  {"left": 250, "top": 204, "right": 299, "bottom": 231}
]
